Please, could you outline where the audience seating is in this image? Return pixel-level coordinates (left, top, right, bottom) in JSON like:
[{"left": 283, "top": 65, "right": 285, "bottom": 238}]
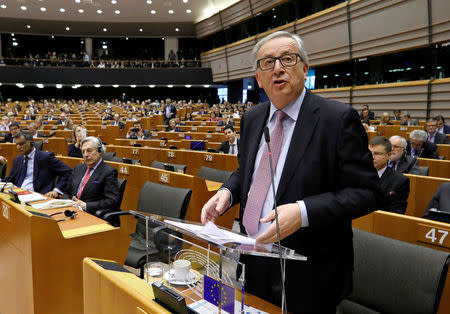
[
  {"left": 417, "top": 166, "right": 430, "bottom": 176},
  {"left": 125, "top": 181, "right": 192, "bottom": 277},
  {"left": 102, "top": 151, "right": 117, "bottom": 161},
  {"left": 151, "top": 160, "right": 187, "bottom": 173},
  {"left": 418, "top": 158, "right": 450, "bottom": 178},
  {"left": 338, "top": 228, "right": 449, "bottom": 314},
  {"left": 94, "top": 178, "right": 127, "bottom": 226},
  {"left": 197, "top": 166, "right": 233, "bottom": 183}
]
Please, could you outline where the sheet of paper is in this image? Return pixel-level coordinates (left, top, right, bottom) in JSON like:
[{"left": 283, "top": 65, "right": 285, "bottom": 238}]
[
  {"left": 31, "top": 199, "right": 75, "bottom": 210},
  {"left": 164, "top": 220, "right": 255, "bottom": 246},
  {"left": 18, "top": 192, "right": 47, "bottom": 203}
]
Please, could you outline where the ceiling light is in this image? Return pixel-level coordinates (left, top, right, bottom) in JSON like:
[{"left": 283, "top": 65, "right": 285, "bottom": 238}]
[
  {"left": 36, "top": 84, "right": 44, "bottom": 88},
  {"left": 168, "top": 10, "right": 174, "bottom": 14},
  {"left": 78, "top": 9, "right": 84, "bottom": 13},
  {"left": 11, "top": 33, "right": 14, "bottom": 36},
  {"left": 185, "top": 85, "right": 191, "bottom": 88},
  {"left": 97, "top": 9, "right": 102, "bottom": 14},
  {"left": 186, "top": 9, "right": 191, "bottom": 13},
  {"left": 162, "top": 37, "right": 165, "bottom": 40},
  {"left": 75, "top": 0, "right": 81, "bottom": 3},
  {"left": 150, "top": 10, "right": 156, "bottom": 14},
  {"left": 183, "top": 0, "right": 188, "bottom": 3},
  {"left": 203, "top": 85, "right": 210, "bottom": 88},
  {"left": 175, "top": 28, "right": 179, "bottom": 32},
  {"left": 149, "top": 85, "right": 155, "bottom": 88},
  {"left": 111, "top": 0, "right": 117, "bottom": 4},
  {"left": 102, "top": 45, "right": 107, "bottom": 49},
  {"left": 12, "top": 38, "right": 15, "bottom": 41},
  {"left": 81, "top": 40, "right": 84, "bottom": 43},
  {"left": 130, "top": 85, "right": 136, "bottom": 88},
  {"left": 167, "top": 85, "right": 173, "bottom": 88},
  {"left": 40, "top": 7, "right": 46, "bottom": 12},
  {"left": 56, "top": 84, "right": 62, "bottom": 89},
  {"left": 72, "top": 85, "right": 78, "bottom": 89},
  {"left": 115, "top": 9, "right": 120, "bottom": 14},
  {"left": 66, "top": 27, "right": 70, "bottom": 31},
  {"left": 12, "top": 42, "right": 18, "bottom": 46},
  {"left": 1, "top": 4, "right": 6, "bottom": 9},
  {"left": 51, "top": 35, "right": 54, "bottom": 38},
  {"left": 20, "top": 6, "right": 27, "bottom": 11},
  {"left": 113, "top": 84, "right": 119, "bottom": 88},
  {"left": 147, "top": 0, "right": 152, "bottom": 3},
  {"left": 125, "top": 37, "right": 129, "bottom": 40},
  {"left": 103, "top": 28, "right": 107, "bottom": 32},
  {"left": 94, "top": 84, "right": 101, "bottom": 88},
  {"left": 59, "top": 8, "right": 65, "bottom": 12},
  {"left": 27, "top": 25, "right": 31, "bottom": 29},
  {"left": 16, "top": 83, "right": 25, "bottom": 88},
  {"left": 102, "top": 41, "right": 106, "bottom": 44},
  {"left": 139, "top": 28, "right": 143, "bottom": 32}
]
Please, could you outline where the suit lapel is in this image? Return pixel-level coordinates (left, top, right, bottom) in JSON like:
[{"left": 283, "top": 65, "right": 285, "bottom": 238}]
[
  {"left": 32, "top": 151, "right": 39, "bottom": 185},
  {"left": 276, "top": 90, "right": 320, "bottom": 201},
  {"left": 81, "top": 161, "right": 104, "bottom": 197}
]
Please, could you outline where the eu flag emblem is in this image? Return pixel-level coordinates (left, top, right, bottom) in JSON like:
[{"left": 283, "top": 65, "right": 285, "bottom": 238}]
[{"left": 203, "top": 275, "right": 235, "bottom": 314}]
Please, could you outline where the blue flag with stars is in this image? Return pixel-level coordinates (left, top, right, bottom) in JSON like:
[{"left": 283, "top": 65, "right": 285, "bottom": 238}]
[{"left": 203, "top": 275, "right": 235, "bottom": 314}]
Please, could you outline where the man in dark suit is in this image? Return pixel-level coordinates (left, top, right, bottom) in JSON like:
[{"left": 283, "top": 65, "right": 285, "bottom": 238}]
[
  {"left": 56, "top": 113, "right": 68, "bottom": 125},
  {"left": 369, "top": 136, "right": 409, "bottom": 214},
  {"left": 435, "top": 115, "right": 450, "bottom": 134},
  {"left": 126, "top": 121, "right": 151, "bottom": 140},
  {"left": 5, "top": 132, "right": 72, "bottom": 197},
  {"left": 3, "top": 122, "right": 20, "bottom": 143},
  {"left": 389, "top": 135, "right": 420, "bottom": 174},
  {"left": 110, "top": 113, "right": 125, "bottom": 129},
  {"left": 28, "top": 123, "right": 45, "bottom": 138},
  {"left": 201, "top": 31, "right": 381, "bottom": 313},
  {"left": 423, "top": 182, "right": 450, "bottom": 223},
  {"left": 163, "top": 98, "right": 177, "bottom": 125},
  {"left": 426, "top": 119, "right": 450, "bottom": 144},
  {"left": 360, "top": 105, "right": 374, "bottom": 120},
  {"left": 217, "top": 125, "right": 239, "bottom": 155},
  {"left": 407, "top": 130, "right": 439, "bottom": 159},
  {"left": 65, "top": 137, "right": 119, "bottom": 214}
]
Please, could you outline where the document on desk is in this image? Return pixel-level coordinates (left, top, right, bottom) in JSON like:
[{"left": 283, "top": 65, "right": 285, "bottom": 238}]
[
  {"left": 30, "top": 199, "right": 75, "bottom": 210},
  {"left": 164, "top": 220, "right": 256, "bottom": 246},
  {"left": 18, "top": 192, "right": 47, "bottom": 203}
]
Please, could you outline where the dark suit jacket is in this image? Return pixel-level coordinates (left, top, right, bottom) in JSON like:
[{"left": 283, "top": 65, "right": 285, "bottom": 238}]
[
  {"left": 393, "top": 154, "right": 419, "bottom": 174},
  {"left": 379, "top": 167, "right": 410, "bottom": 214},
  {"left": 110, "top": 121, "right": 125, "bottom": 129},
  {"left": 65, "top": 160, "right": 119, "bottom": 214},
  {"left": 441, "top": 125, "right": 450, "bottom": 134},
  {"left": 218, "top": 139, "right": 239, "bottom": 154},
  {"left": 34, "top": 132, "right": 45, "bottom": 138},
  {"left": 163, "top": 105, "right": 177, "bottom": 120},
  {"left": 406, "top": 141, "right": 439, "bottom": 159},
  {"left": 5, "top": 150, "right": 72, "bottom": 194},
  {"left": 222, "top": 90, "right": 381, "bottom": 311},
  {"left": 68, "top": 144, "right": 82, "bottom": 158},
  {"left": 3, "top": 133, "right": 13, "bottom": 143},
  {"left": 56, "top": 119, "right": 66, "bottom": 125},
  {"left": 425, "top": 182, "right": 450, "bottom": 213},
  {"left": 430, "top": 132, "right": 450, "bottom": 144}
]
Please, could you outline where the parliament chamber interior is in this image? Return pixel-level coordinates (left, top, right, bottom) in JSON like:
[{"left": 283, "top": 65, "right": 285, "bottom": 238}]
[{"left": 0, "top": 0, "right": 449, "bottom": 313}]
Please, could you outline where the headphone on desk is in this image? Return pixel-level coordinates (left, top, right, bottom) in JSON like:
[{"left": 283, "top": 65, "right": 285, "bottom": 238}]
[{"left": 49, "top": 209, "right": 78, "bottom": 222}]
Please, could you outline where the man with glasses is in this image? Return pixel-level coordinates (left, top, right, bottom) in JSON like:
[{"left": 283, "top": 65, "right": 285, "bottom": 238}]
[
  {"left": 434, "top": 115, "right": 450, "bottom": 135},
  {"left": 369, "top": 136, "right": 409, "bottom": 214},
  {"left": 426, "top": 118, "right": 449, "bottom": 144},
  {"left": 201, "top": 31, "right": 381, "bottom": 313},
  {"left": 388, "top": 135, "right": 420, "bottom": 174},
  {"left": 407, "top": 130, "right": 439, "bottom": 159}
]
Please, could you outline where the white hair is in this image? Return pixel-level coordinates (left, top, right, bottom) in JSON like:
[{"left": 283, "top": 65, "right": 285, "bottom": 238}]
[
  {"left": 389, "top": 135, "right": 407, "bottom": 149},
  {"left": 409, "top": 130, "right": 427, "bottom": 142},
  {"left": 252, "top": 31, "right": 309, "bottom": 71}
]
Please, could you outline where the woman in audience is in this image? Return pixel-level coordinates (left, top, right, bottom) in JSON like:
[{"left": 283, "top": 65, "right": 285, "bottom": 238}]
[
  {"left": 166, "top": 118, "right": 181, "bottom": 132},
  {"left": 379, "top": 112, "right": 393, "bottom": 125},
  {"left": 64, "top": 119, "right": 74, "bottom": 131},
  {"left": 184, "top": 112, "right": 194, "bottom": 121},
  {"left": 68, "top": 125, "right": 87, "bottom": 158},
  {"left": 207, "top": 112, "right": 220, "bottom": 122}
]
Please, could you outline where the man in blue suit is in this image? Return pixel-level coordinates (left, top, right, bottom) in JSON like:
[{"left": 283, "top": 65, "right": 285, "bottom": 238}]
[{"left": 5, "top": 132, "right": 72, "bottom": 197}]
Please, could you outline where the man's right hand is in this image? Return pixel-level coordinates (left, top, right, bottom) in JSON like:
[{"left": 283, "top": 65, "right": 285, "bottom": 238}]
[
  {"left": 201, "top": 189, "right": 231, "bottom": 225},
  {"left": 0, "top": 156, "right": 7, "bottom": 164}
]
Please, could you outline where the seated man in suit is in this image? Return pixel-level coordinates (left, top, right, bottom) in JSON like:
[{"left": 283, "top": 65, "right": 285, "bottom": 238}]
[
  {"left": 369, "top": 136, "right": 410, "bottom": 214},
  {"left": 407, "top": 130, "right": 439, "bottom": 159},
  {"left": 3, "top": 122, "right": 21, "bottom": 143},
  {"left": 65, "top": 137, "right": 119, "bottom": 214},
  {"left": 218, "top": 125, "right": 239, "bottom": 155},
  {"left": 5, "top": 132, "right": 72, "bottom": 197},
  {"left": 423, "top": 182, "right": 450, "bottom": 223},
  {"left": 426, "top": 118, "right": 449, "bottom": 144},
  {"left": 126, "top": 121, "right": 151, "bottom": 140},
  {"left": 110, "top": 113, "right": 125, "bottom": 129},
  {"left": 360, "top": 104, "right": 375, "bottom": 120},
  {"left": 389, "top": 135, "right": 420, "bottom": 174},
  {"left": 28, "top": 123, "right": 45, "bottom": 138},
  {"left": 435, "top": 115, "right": 450, "bottom": 134},
  {"left": 56, "top": 113, "right": 68, "bottom": 126}
]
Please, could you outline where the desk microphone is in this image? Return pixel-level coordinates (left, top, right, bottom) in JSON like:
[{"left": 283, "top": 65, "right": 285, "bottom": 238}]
[
  {"left": 148, "top": 140, "right": 167, "bottom": 166},
  {"left": 263, "top": 126, "right": 287, "bottom": 314},
  {"left": 1, "top": 182, "right": 11, "bottom": 193}
]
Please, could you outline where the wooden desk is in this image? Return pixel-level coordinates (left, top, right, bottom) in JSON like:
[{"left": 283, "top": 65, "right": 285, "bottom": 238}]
[
  {"left": 0, "top": 193, "right": 130, "bottom": 314},
  {"left": 353, "top": 211, "right": 450, "bottom": 314},
  {"left": 83, "top": 258, "right": 281, "bottom": 314},
  {"left": 417, "top": 158, "right": 450, "bottom": 178},
  {"left": 376, "top": 125, "right": 423, "bottom": 139},
  {"left": 437, "top": 144, "right": 450, "bottom": 160}
]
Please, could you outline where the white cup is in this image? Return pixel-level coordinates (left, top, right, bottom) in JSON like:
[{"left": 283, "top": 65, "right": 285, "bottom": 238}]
[{"left": 172, "top": 259, "right": 191, "bottom": 281}]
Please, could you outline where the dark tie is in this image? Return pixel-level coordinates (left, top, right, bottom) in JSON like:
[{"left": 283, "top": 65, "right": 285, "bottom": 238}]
[
  {"left": 17, "top": 156, "right": 30, "bottom": 187},
  {"left": 77, "top": 168, "right": 92, "bottom": 198},
  {"left": 230, "top": 144, "right": 235, "bottom": 155},
  {"left": 243, "top": 110, "right": 287, "bottom": 235}
]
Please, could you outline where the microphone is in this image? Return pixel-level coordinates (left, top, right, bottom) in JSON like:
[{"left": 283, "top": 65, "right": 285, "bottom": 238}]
[
  {"left": 263, "top": 126, "right": 287, "bottom": 314},
  {"left": 1, "top": 182, "right": 11, "bottom": 193},
  {"left": 50, "top": 209, "right": 78, "bottom": 222},
  {"left": 148, "top": 144, "right": 166, "bottom": 167}
]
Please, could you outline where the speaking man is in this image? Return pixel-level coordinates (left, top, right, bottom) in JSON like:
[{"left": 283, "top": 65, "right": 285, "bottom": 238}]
[
  {"left": 64, "top": 137, "right": 119, "bottom": 215},
  {"left": 5, "top": 132, "right": 72, "bottom": 197},
  {"left": 201, "top": 31, "right": 381, "bottom": 313}
]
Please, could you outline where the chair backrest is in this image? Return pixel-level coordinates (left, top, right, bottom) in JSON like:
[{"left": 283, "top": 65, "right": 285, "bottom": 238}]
[
  {"left": 136, "top": 181, "right": 192, "bottom": 236},
  {"left": 339, "top": 228, "right": 450, "bottom": 314},
  {"left": 197, "top": 166, "right": 233, "bottom": 183},
  {"left": 103, "top": 151, "right": 116, "bottom": 161},
  {"left": 117, "top": 178, "right": 127, "bottom": 208},
  {"left": 417, "top": 166, "right": 429, "bottom": 176},
  {"left": 151, "top": 160, "right": 187, "bottom": 173},
  {"left": 0, "top": 163, "right": 7, "bottom": 179}
]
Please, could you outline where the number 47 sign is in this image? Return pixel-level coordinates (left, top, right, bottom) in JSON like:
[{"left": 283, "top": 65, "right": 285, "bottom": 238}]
[{"left": 418, "top": 224, "right": 449, "bottom": 248}]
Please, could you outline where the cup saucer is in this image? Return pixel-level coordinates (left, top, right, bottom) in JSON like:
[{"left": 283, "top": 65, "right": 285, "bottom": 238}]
[{"left": 164, "top": 269, "right": 200, "bottom": 285}]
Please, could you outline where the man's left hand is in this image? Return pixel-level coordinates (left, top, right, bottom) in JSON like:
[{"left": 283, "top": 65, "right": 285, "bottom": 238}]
[
  {"left": 256, "top": 203, "right": 302, "bottom": 244},
  {"left": 45, "top": 191, "right": 60, "bottom": 198},
  {"left": 72, "top": 196, "right": 87, "bottom": 210}
]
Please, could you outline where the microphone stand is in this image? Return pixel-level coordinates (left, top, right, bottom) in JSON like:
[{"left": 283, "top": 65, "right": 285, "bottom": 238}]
[{"left": 264, "top": 127, "right": 287, "bottom": 314}]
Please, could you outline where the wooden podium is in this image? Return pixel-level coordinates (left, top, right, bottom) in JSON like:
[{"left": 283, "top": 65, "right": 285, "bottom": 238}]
[{"left": 0, "top": 193, "right": 130, "bottom": 314}]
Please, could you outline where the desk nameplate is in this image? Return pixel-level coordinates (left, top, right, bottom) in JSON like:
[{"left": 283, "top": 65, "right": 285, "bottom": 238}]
[{"left": 417, "top": 223, "right": 450, "bottom": 249}]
